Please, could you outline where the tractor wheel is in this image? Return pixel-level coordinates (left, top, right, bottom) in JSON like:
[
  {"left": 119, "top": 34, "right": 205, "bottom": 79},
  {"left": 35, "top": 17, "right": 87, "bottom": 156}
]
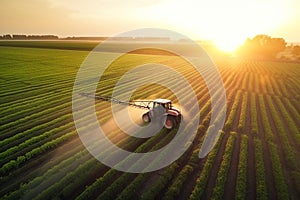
[
  {"left": 164, "top": 116, "right": 176, "bottom": 130},
  {"left": 142, "top": 113, "right": 151, "bottom": 123}
]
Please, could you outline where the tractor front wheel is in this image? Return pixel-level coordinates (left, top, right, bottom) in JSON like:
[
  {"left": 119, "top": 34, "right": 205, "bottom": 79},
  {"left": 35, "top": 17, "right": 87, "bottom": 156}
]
[
  {"left": 142, "top": 113, "right": 151, "bottom": 123},
  {"left": 164, "top": 116, "right": 176, "bottom": 130}
]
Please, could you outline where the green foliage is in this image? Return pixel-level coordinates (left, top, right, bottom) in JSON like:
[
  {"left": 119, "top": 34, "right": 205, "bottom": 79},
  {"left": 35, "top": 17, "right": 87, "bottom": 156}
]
[
  {"left": 162, "top": 165, "right": 194, "bottom": 200},
  {"left": 254, "top": 137, "right": 268, "bottom": 200},
  {"left": 211, "top": 132, "right": 236, "bottom": 200},
  {"left": 0, "top": 130, "right": 76, "bottom": 175},
  {"left": 268, "top": 142, "right": 290, "bottom": 199},
  {"left": 237, "top": 93, "right": 248, "bottom": 132},
  {"left": 250, "top": 93, "right": 258, "bottom": 135},
  {"left": 274, "top": 96, "right": 300, "bottom": 148},
  {"left": 291, "top": 171, "right": 300, "bottom": 194},
  {"left": 265, "top": 95, "right": 298, "bottom": 169},
  {"left": 140, "top": 163, "right": 180, "bottom": 200},
  {"left": 92, "top": 131, "right": 173, "bottom": 200},
  {"left": 235, "top": 135, "right": 248, "bottom": 200},
  {"left": 258, "top": 95, "right": 274, "bottom": 141},
  {"left": 189, "top": 131, "right": 224, "bottom": 200},
  {"left": 224, "top": 91, "right": 242, "bottom": 131}
]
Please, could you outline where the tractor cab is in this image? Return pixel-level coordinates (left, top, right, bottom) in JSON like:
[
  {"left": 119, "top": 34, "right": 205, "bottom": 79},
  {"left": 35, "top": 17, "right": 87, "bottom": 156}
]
[{"left": 153, "top": 99, "right": 172, "bottom": 110}]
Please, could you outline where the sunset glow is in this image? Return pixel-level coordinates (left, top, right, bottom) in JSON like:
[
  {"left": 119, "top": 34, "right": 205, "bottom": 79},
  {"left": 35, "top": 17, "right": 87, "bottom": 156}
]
[{"left": 0, "top": 0, "right": 299, "bottom": 52}]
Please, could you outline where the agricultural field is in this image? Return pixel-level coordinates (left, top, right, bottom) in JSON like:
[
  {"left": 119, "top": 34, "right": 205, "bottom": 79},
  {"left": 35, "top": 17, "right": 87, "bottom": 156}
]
[{"left": 0, "top": 41, "right": 300, "bottom": 199}]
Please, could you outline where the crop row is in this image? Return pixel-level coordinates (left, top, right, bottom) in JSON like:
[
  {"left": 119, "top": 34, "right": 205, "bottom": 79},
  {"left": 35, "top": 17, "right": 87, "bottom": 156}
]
[
  {"left": 224, "top": 90, "right": 242, "bottom": 131},
  {"left": 210, "top": 132, "right": 236, "bottom": 199},
  {"left": 258, "top": 95, "right": 290, "bottom": 199},
  {"left": 0, "top": 69, "right": 74, "bottom": 95},
  {"left": 0, "top": 87, "right": 71, "bottom": 125},
  {"left": 267, "top": 142, "right": 290, "bottom": 199},
  {"left": 2, "top": 148, "right": 91, "bottom": 199},
  {"left": 0, "top": 78, "right": 72, "bottom": 105},
  {"left": 1, "top": 76, "right": 73, "bottom": 115},
  {"left": 162, "top": 165, "right": 194, "bottom": 200},
  {"left": 0, "top": 91, "right": 52, "bottom": 114},
  {"left": 0, "top": 121, "right": 74, "bottom": 164},
  {"left": 253, "top": 137, "right": 268, "bottom": 200},
  {"left": 237, "top": 93, "right": 248, "bottom": 132},
  {"left": 0, "top": 100, "right": 72, "bottom": 138},
  {"left": 189, "top": 130, "right": 225, "bottom": 199},
  {"left": 250, "top": 93, "right": 258, "bottom": 134},
  {"left": 0, "top": 130, "right": 76, "bottom": 176},
  {"left": 258, "top": 95, "right": 274, "bottom": 141},
  {"left": 0, "top": 114, "right": 72, "bottom": 151},
  {"left": 235, "top": 134, "right": 248, "bottom": 200},
  {"left": 265, "top": 95, "right": 298, "bottom": 169},
  {"left": 273, "top": 96, "right": 300, "bottom": 147}
]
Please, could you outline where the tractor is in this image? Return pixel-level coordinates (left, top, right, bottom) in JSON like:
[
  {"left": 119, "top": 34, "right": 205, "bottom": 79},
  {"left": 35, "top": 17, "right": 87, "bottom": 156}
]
[
  {"left": 141, "top": 99, "right": 181, "bottom": 129},
  {"left": 80, "top": 93, "right": 182, "bottom": 129}
]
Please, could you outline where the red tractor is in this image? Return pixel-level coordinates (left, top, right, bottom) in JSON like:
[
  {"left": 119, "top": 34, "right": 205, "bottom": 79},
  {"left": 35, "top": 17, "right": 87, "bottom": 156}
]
[
  {"left": 142, "top": 99, "right": 181, "bottom": 129},
  {"left": 80, "top": 93, "right": 182, "bottom": 129}
]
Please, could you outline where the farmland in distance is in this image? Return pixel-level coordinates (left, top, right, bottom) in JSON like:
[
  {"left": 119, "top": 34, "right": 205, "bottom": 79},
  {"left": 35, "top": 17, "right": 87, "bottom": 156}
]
[{"left": 0, "top": 41, "right": 300, "bottom": 199}]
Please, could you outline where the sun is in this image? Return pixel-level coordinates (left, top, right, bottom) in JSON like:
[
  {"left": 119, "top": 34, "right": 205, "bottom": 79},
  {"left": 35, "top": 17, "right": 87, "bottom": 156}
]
[{"left": 213, "top": 38, "right": 242, "bottom": 53}]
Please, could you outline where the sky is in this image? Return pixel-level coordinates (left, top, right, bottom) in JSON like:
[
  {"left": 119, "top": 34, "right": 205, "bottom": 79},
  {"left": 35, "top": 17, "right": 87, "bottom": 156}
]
[{"left": 0, "top": 0, "right": 299, "bottom": 51}]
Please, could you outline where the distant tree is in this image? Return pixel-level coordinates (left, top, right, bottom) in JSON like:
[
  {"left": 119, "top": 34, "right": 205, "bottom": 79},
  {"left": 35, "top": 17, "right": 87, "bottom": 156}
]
[
  {"left": 3, "top": 34, "right": 12, "bottom": 39},
  {"left": 238, "top": 34, "right": 286, "bottom": 59},
  {"left": 1, "top": 34, "right": 59, "bottom": 40},
  {"left": 27, "top": 35, "right": 59, "bottom": 40},
  {"left": 13, "top": 34, "right": 27, "bottom": 39},
  {"left": 292, "top": 45, "right": 300, "bottom": 56},
  {"left": 291, "top": 45, "right": 300, "bottom": 61}
]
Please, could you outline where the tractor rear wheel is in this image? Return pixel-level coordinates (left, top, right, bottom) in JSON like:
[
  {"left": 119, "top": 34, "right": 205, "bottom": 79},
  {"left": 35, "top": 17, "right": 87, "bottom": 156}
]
[
  {"left": 142, "top": 113, "right": 151, "bottom": 123},
  {"left": 164, "top": 116, "right": 176, "bottom": 129}
]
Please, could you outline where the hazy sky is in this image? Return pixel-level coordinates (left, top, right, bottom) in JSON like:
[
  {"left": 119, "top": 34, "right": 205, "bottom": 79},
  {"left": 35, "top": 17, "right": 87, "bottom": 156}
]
[{"left": 0, "top": 0, "right": 299, "bottom": 50}]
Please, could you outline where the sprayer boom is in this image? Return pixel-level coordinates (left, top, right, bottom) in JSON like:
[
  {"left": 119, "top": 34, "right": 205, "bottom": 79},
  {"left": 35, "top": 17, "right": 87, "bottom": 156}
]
[{"left": 79, "top": 92, "right": 152, "bottom": 109}]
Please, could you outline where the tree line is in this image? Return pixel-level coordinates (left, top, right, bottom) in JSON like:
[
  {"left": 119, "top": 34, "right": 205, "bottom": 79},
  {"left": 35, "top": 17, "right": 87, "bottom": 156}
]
[
  {"left": 237, "top": 34, "right": 300, "bottom": 61},
  {"left": 0, "top": 34, "right": 58, "bottom": 40}
]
